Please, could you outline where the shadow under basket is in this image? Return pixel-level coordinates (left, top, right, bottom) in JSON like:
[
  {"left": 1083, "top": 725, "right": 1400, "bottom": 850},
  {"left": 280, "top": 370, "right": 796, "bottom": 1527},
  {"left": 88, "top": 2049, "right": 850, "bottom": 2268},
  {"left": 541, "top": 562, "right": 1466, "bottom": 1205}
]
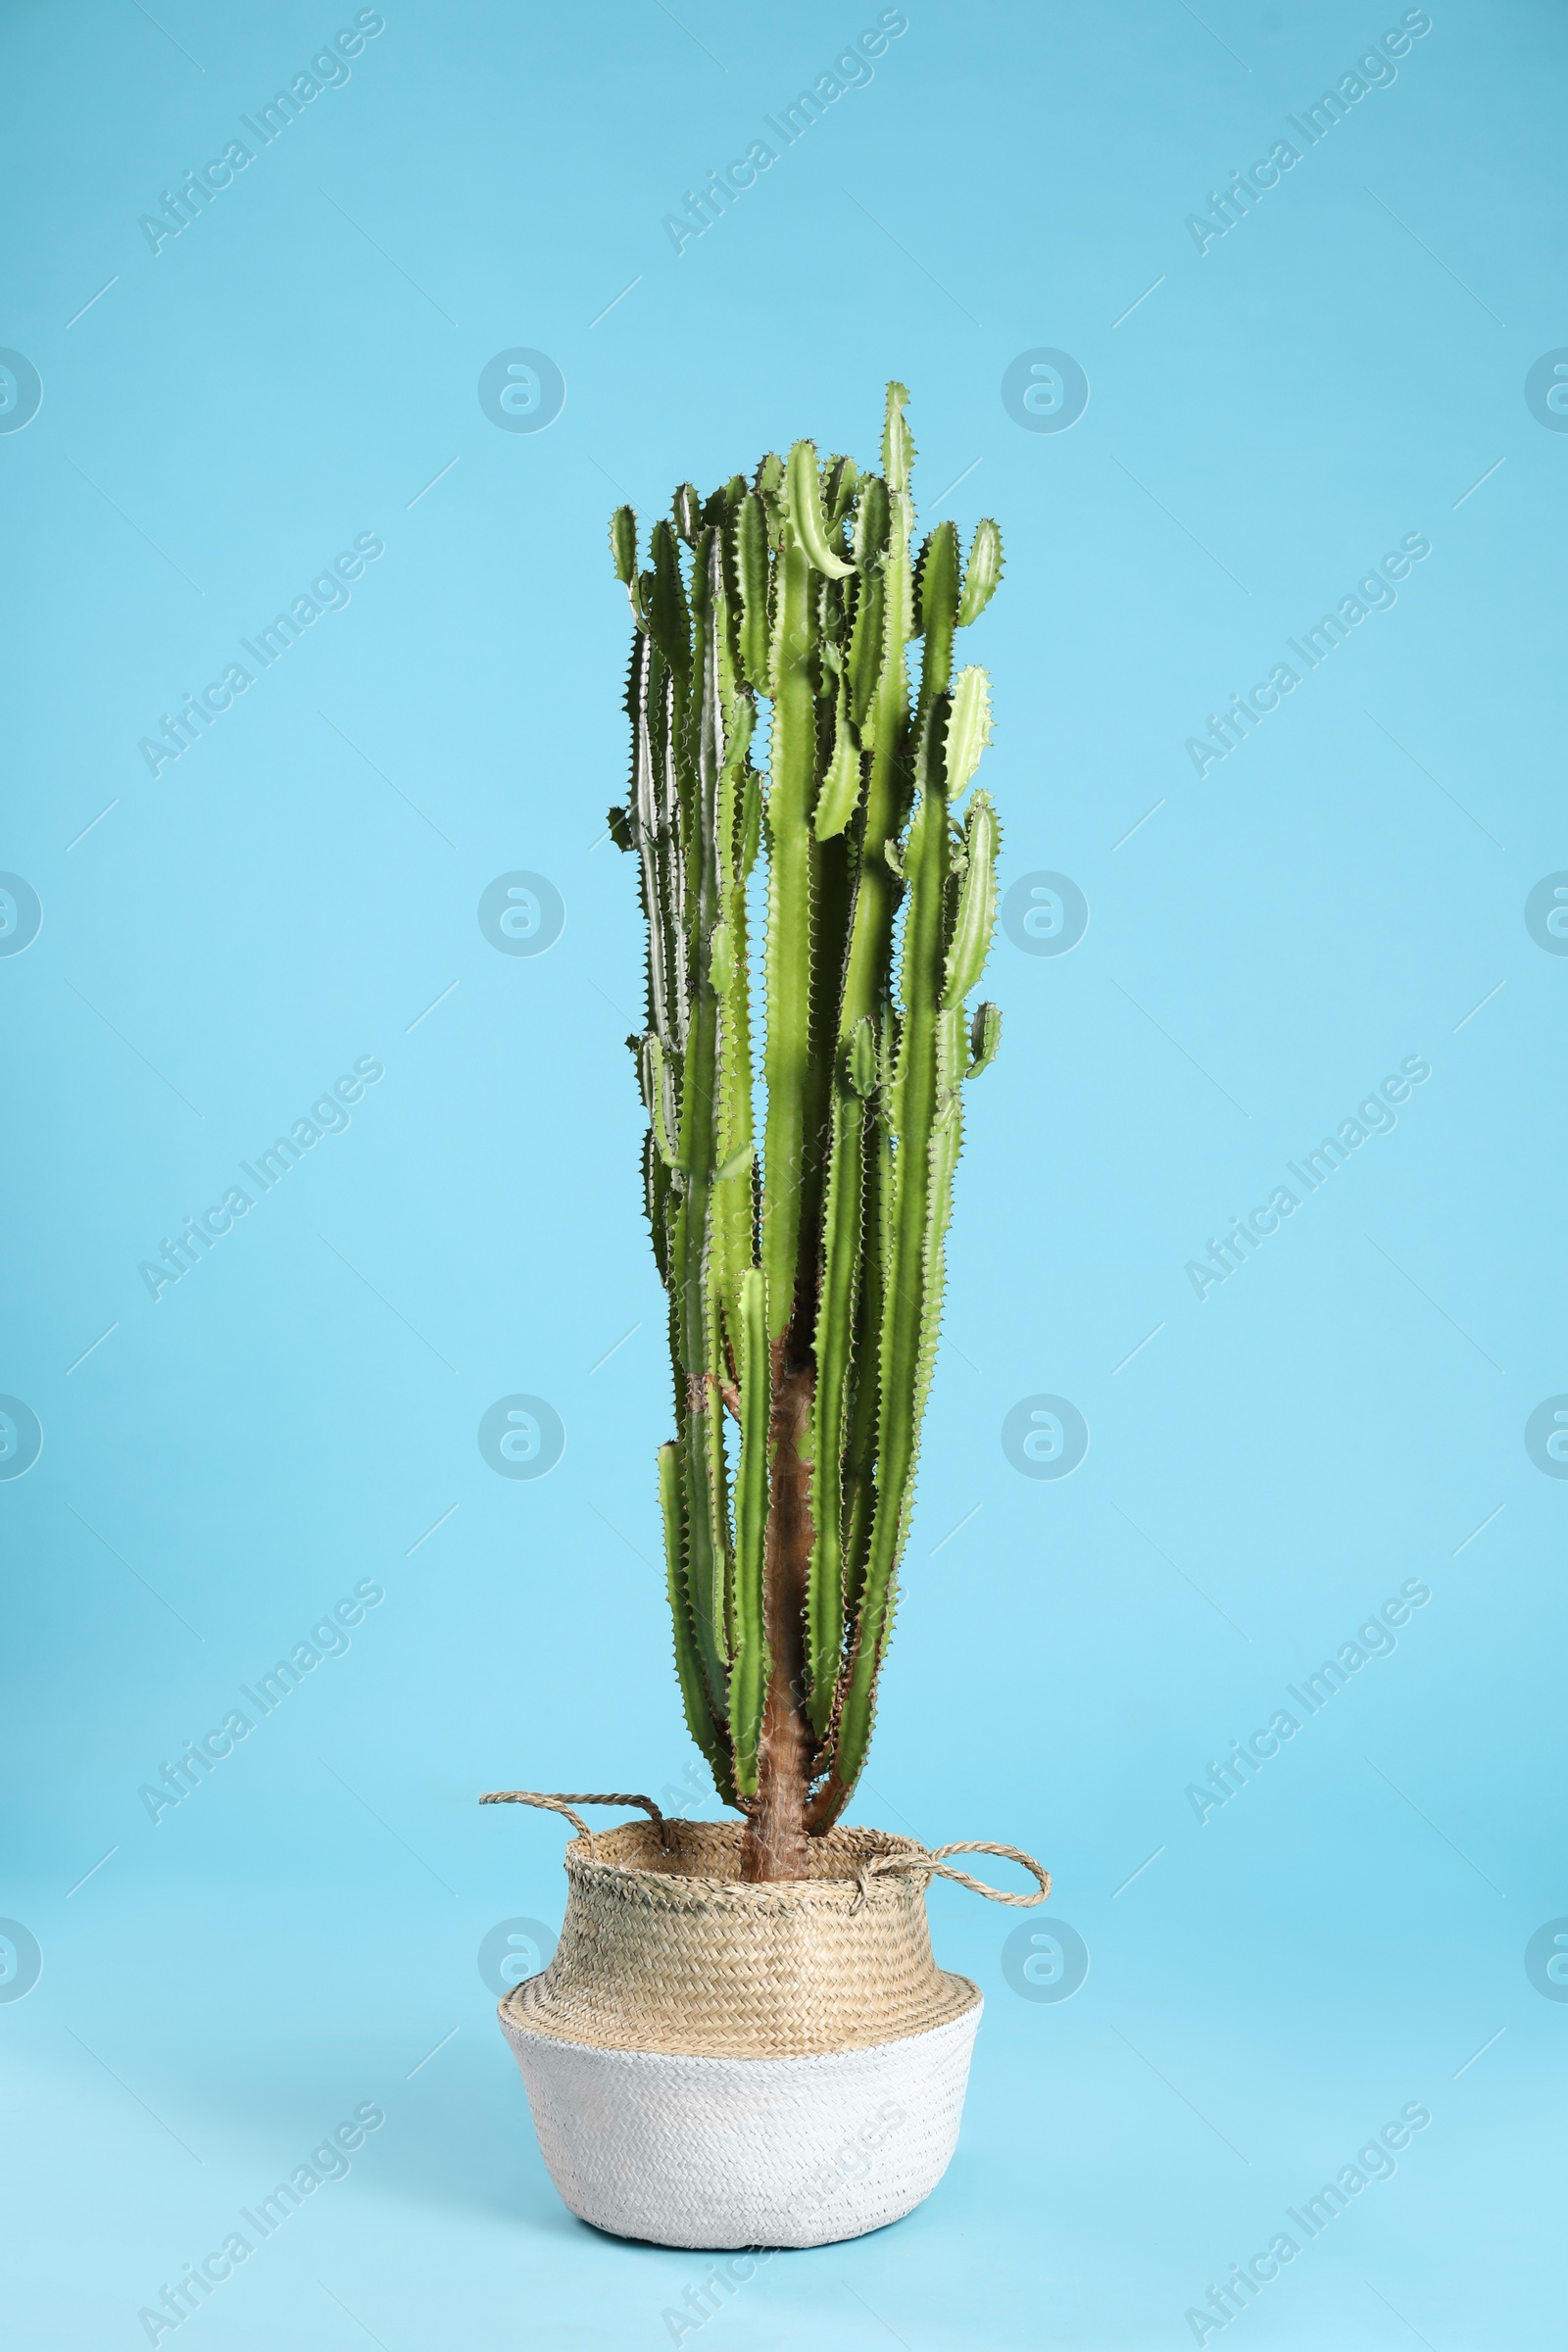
[{"left": 496, "top": 1817, "right": 984, "bottom": 2250}]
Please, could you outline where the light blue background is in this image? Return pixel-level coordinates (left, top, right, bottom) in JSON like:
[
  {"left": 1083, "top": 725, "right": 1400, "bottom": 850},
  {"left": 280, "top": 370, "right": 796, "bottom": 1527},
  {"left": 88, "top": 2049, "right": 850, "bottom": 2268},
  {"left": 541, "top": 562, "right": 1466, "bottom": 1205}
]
[{"left": 2, "top": 2, "right": 1562, "bottom": 2344}]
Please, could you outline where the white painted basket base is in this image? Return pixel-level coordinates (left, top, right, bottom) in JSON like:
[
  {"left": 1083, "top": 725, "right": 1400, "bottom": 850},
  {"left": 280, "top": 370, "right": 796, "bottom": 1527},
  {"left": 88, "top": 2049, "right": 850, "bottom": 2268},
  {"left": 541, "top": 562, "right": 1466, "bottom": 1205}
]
[{"left": 499, "top": 1996, "right": 983, "bottom": 2249}]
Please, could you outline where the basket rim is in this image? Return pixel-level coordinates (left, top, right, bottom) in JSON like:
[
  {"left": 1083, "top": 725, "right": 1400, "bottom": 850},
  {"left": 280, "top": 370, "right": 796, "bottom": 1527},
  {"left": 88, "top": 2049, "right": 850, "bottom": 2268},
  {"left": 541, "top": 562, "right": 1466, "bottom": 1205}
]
[{"left": 559, "top": 1819, "right": 933, "bottom": 1906}]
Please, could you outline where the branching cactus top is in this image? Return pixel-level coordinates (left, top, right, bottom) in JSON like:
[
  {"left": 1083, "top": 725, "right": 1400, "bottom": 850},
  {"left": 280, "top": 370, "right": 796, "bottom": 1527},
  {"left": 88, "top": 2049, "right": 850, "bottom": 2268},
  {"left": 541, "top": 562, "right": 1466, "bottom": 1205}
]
[{"left": 608, "top": 383, "right": 1004, "bottom": 1879}]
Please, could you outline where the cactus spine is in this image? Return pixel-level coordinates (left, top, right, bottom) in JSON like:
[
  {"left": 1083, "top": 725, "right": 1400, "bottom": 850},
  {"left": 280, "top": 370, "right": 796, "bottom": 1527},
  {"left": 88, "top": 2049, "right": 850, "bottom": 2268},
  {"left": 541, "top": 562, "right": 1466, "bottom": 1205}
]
[{"left": 608, "top": 386, "right": 1004, "bottom": 1878}]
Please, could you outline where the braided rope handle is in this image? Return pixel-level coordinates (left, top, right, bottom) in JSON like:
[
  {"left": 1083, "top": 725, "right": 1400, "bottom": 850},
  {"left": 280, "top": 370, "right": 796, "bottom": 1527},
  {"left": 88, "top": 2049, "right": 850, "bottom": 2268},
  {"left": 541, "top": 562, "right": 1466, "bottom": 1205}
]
[
  {"left": 479, "top": 1795, "right": 1043, "bottom": 1901},
  {"left": 862, "top": 1838, "right": 1051, "bottom": 1907},
  {"left": 479, "top": 1789, "right": 668, "bottom": 1847}
]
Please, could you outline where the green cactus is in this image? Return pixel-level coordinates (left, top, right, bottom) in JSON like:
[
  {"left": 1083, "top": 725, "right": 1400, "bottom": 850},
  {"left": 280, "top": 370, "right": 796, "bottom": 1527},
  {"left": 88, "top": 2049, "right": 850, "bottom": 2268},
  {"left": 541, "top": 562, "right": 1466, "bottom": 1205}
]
[{"left": 608, "top": 384, "right": 1004, "bottom": 1879}]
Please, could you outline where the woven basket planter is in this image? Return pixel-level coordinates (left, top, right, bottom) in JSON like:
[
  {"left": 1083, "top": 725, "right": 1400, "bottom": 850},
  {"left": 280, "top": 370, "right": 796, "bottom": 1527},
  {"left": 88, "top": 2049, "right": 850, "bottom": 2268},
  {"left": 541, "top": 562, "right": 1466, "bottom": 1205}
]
[{"left": 485, "top": 1796, "right": 1048, "bottom": 2249}]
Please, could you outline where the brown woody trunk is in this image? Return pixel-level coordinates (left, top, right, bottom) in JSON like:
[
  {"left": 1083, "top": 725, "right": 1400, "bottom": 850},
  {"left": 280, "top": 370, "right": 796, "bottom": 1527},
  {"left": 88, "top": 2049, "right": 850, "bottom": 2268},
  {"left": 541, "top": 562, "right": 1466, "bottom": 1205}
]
[{"left": 741, "top": 1355, "right": 814, "bottom": 1879}]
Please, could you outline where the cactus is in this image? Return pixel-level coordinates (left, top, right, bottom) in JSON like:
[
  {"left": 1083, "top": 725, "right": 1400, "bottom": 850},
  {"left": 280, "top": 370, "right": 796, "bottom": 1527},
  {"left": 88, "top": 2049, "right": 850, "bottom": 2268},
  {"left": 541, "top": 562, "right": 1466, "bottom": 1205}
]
[{"left": 608, "top": 385, "right": 1004, "bottom": 1879}]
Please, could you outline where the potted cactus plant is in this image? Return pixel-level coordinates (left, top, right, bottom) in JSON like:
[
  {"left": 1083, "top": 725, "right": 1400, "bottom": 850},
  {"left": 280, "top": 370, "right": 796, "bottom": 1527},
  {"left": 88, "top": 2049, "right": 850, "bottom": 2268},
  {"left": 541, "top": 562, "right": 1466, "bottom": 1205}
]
[{"left": 484, "top": 384, "right": 1048, "bottom": 2252}]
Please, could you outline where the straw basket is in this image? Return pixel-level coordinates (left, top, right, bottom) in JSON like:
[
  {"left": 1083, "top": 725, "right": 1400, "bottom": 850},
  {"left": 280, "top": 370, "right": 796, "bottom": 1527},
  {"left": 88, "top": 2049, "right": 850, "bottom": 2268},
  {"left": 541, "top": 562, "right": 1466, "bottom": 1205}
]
[{"left": 481, "top": 1792, "right": 1049, "bottom": 2249}]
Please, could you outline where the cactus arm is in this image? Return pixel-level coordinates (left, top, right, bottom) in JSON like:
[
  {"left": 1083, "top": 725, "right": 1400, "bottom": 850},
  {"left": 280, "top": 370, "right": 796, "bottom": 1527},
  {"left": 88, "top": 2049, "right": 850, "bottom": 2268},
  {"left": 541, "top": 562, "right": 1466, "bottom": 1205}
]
[
  {"left": 839, "top": 389, "right": 916, "bottom": 1000},
  {"left": 813, "top": 680, "right": 862, "bottom": 841},
  {"left": 914, "top": 519, "right": 960, "bottom": 716},
  {"left": 670, "top": 531, "right": 733, "bottom": 1696},
  {"left": 711, "top": 919, "right": 756, "bottom": 1337},
  {"left": 854, "top": 471, "right": 891, "bottom": 571},
  {"left": 611, "top": 504, "right": 638, "bottom": 585},
  {"left": 882, "top": 380, "right": 913, "bottom": 492},
  {"left": 898, "top": 1016, "right": 970, "bottom": 1594},
  {"left": 785, "top": 439, "right": 856, "bottom": 578},
  {"left": 908, "top": 1095, "right": 961, "bottom": 1488},
  {"left": 967, "top": 999, "right": 1003, "bottom": 1077},
  {"left": 943, "top": 789, "right": 1000, "bottom": 1006},
  {"left": 618, "top": 623, "right": 689, "bottom": 1500},
  {"left": 806, "top": 1073, "right": 865, "bottom": 1731},
  {"left": 740, "top": 763, "right": 762, "bottom": 876},
  {"left": 710, "top": 556, "right": 758, "bottom": 1342},
  {"left": 760, "top": 521, "right": 819, "bottom": 1345},
  {"left": 728, "top": 1269, "right": 770, "bottom": 1792},
  {"left": 611, "top": 505, "right": 654, "bottom": 635},
  {"left": 831, "top": 680, "right": 999, "bottom": 1800},
  {"left": 840, "top": 1057, "right": 891, "bottom": 1622},
  {"left": 626, "top": 637, "right": 678, "bottom": 1053},
  {"left": 944, "top": 666, "right": 993, "bottom": 805},
  {"left": 649, "top": 517, "right": 691, "bottom": 675},
  {"left": 834, "top": 481, "right": 912, "bottom": 1046},
  {"left": 672, "top": 1109, "right": 728, "bottom": 1702},
  {"left": 804, "top": 545, "right": 866, "bottom": 1698},
  {"left": 641, "top": 652, "right": 690, "bottom": 1053},
  {"left": 847, "top": 567, "right": 886, "bottom": 738},
  {"left": 639, "top": 1033, "right": 680, "bottom": 1168},
  {"left": 719, "top": 471, "right": 749, "bottom": 523},
  {"left": 956, "top": 517, "right": 1004, "bottom": 625},
  {"left": 823, "top": 453, "right": 860, "bottom": 523},
  {"left": 808, "top": 1005, "right": 882, "bottom": 1729},
  {"left": 735, "top": 491, "right": 772, "bottom": 693},
  {"left": 661, "top": 1439, "right": 732, "bottom": 1781},
  {"left": 671, "top": 1224, "right": 728, "bottom": 1697},
  {"left": 639, "top": 1115, "right": 671, "bottom": 1277},
  {"left": 811, "top": 387, "right": 920, "bottom": 1743},
  {"left": 832, "top": 708, "right": 950, "bottom": 1794}
]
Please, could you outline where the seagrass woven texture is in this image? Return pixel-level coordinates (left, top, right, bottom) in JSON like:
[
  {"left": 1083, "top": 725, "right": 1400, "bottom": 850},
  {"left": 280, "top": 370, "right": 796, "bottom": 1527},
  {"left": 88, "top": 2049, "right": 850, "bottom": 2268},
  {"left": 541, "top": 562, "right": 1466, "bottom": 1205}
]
[
  {"left": 504, "top": 1819, "right": 982, "bottom": 2058},
  {"left": 499, "top": 2003, "right": 984, "bottom": 2249}
]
